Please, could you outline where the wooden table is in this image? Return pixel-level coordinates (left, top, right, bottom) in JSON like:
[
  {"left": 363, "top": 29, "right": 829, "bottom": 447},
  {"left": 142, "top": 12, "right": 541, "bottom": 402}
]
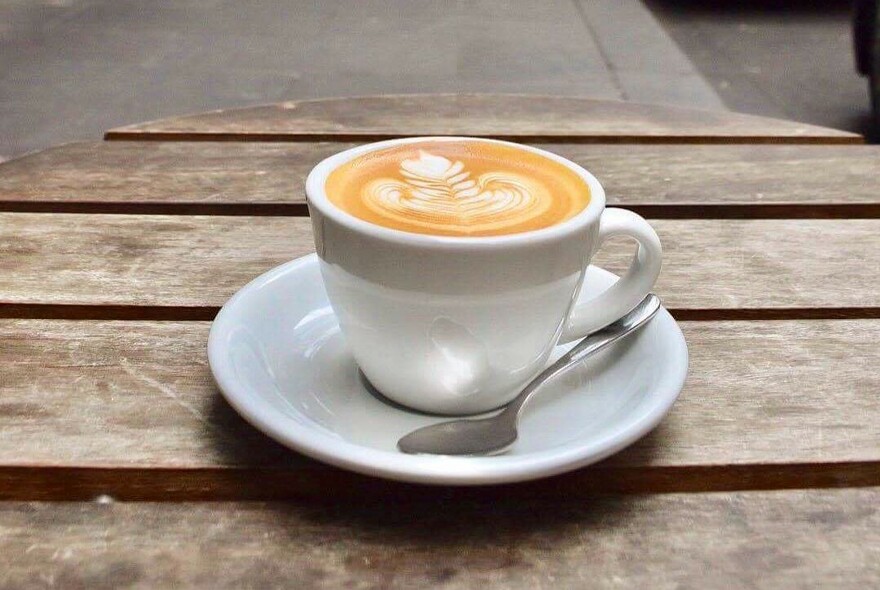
[{"left": 2, "top": 94, "right": 878, "bottom": 588}]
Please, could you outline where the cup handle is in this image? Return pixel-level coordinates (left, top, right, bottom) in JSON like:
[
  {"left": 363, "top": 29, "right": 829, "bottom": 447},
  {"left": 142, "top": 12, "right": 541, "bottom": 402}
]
[{"left": 559, "top": 208, "right": 662, "bottom": 344}]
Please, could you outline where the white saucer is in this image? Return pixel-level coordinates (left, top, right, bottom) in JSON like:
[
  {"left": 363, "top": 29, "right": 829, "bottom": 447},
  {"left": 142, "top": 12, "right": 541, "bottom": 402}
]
[{"left": 208, "top": 254, "right": 688, "bottom": 485}]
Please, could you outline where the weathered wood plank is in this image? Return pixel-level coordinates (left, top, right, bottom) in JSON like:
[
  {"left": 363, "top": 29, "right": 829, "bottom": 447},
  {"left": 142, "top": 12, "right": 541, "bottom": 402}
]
[
  {"left": 2, "top": 490, "right": 879, "bottom": 588},
  {"left": 2, "top": 142, "right": 879, "bottom": 217},
  {"left": 1, "top": 319, "right": 878, "bottom": 498},
  {"left": 1, "top": 214, "right": 878, "bottom": 312},
  {"left": 104, "top": 95, "right": 862, "bottom": 144}
]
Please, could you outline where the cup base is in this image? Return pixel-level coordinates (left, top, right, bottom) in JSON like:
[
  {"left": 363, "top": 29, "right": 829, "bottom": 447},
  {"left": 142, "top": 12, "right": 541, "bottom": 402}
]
[{"left": 358, "top": 370, "right": 508, "bottom": 418}]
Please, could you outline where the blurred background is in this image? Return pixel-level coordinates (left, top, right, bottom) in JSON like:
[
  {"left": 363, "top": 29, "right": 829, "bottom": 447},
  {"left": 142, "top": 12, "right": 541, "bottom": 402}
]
[{"left": 0, "top": 0, "right": 873, "bottom": 160}]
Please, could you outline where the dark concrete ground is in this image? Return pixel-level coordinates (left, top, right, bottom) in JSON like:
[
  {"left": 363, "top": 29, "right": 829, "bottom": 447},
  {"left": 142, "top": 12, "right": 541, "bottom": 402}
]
[
  {"left": 646, "top": 0, "right": 875, "bottom": 138},
  {"left": 0, "top": 0, "right": 873, "bottom": 159}
]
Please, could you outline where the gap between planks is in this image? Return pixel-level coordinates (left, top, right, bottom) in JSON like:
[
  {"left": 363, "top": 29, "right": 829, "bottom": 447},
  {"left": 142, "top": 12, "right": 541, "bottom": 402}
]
[
  {"left": 1, "top": 462, "right": 878, "bottom": 502},
  {"left": 2, "top": 304, "right": 880, "bottom": 321},
  {"left": 2, "top": 202, "right": 880, "bottom": 219},
  {"left": 102, "top": 132, "right": 864, "bottom": 145}
]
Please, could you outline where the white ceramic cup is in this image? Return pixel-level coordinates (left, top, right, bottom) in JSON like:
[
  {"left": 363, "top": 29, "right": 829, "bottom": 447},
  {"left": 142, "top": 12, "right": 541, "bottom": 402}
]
[{"left": 306, "top": 137, "right": 662, "bottom": 415}]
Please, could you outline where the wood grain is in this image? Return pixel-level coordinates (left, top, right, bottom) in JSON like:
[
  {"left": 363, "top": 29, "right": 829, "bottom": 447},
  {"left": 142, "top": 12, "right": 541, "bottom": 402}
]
[
  {"left": 2, "top": 94, "right": 873, "bottom": 585},
  {"left": 2, "top": 142, "right": 879, "bottom": 217},
  {"left": 104, "top": 94, "right": 862, "bottom": 144},
  {"left": 1, "top": 213, "right": 878, "bottom": 312},
  {"left": 2, "top": 490, "right": 879, "bottom": 589},
  {"left": 1, "top": 319, "right": 878, "bottom": 499}
]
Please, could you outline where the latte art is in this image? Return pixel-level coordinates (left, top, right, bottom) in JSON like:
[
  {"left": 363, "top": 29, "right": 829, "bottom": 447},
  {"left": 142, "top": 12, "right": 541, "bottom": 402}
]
[
  {"left": 362, "top": 151, "right": 551, "bottom": 234},
  {"left": 325, "top": 140, "right": 590, "bottom": 237}
]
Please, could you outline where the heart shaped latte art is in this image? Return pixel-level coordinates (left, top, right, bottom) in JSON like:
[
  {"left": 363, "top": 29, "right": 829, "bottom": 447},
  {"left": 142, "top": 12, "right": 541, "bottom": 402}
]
[{"left": 361, "top": 151, "right": 552, "bottom": 234}]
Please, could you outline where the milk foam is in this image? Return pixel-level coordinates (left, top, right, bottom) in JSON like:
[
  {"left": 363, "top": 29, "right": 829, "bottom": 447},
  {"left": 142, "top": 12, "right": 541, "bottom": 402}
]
[{"left": 361, "top": 150, "right": 550, "bottom": 234}]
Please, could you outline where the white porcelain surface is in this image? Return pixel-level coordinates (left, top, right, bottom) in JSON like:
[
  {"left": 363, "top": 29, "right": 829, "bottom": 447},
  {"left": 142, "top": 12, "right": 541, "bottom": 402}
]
[
  {"left": 208, "top": 254, "right": 688, "bottom": 485},
  {"left": 306, "top": 137, "right": 662, "bottom": 414}
]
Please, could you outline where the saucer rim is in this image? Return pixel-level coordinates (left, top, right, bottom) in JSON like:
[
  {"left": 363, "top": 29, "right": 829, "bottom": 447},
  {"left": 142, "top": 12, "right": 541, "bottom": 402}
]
[{"left": 208, "top": 254, "right": 689, "bottom": 485}]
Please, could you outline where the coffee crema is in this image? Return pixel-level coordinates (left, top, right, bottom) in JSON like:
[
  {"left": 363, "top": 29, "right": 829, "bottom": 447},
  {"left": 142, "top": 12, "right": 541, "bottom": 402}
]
[{"left": 324, "top": 140, "right": 591, "bottom": 237}]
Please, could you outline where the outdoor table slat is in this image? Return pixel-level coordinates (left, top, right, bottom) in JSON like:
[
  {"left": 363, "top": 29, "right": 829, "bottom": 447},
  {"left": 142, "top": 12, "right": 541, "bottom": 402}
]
[
  {"left": 103, "top": 95, "right": 863, "bottom": 144},
  {"left": 1, "top": 319, "right": 878, "bottom": 500},
  {"left": 2, "top": 490, "right": 879, "bottom": 588},
  {"left": 2, "top": 142, "right": 879, "bottom": 218},
  {"left": 1, "top": 214, "right": 878, "bottom": 315}
]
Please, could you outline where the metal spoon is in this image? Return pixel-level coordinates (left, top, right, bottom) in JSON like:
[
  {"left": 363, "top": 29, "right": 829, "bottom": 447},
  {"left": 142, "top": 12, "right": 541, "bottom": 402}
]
[{"left": 397, "top": 294, "right": 662, "bottom": 456}]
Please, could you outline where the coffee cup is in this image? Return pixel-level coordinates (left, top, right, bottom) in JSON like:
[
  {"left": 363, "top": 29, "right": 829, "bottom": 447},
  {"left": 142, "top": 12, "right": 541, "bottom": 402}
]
[{"left": 306, "top": 137, "right": 661, "bottom": 415}]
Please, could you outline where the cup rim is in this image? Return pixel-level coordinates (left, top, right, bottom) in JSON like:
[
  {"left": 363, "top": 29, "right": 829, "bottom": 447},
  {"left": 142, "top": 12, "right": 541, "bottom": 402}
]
[{"left": 305, "top": 136, "right": 606, "bottom": 249}]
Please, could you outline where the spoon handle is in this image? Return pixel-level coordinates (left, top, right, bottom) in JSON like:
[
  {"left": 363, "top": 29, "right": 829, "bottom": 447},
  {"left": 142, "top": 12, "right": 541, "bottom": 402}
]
[{"left": 501, "top": 294, "right": 662, "bottom": 421}]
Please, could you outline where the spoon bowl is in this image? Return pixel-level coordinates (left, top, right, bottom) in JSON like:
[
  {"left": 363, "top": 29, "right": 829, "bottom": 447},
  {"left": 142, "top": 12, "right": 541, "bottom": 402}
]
[{"left": 398, "top": 416, "right": 518, "bottom": 456}]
